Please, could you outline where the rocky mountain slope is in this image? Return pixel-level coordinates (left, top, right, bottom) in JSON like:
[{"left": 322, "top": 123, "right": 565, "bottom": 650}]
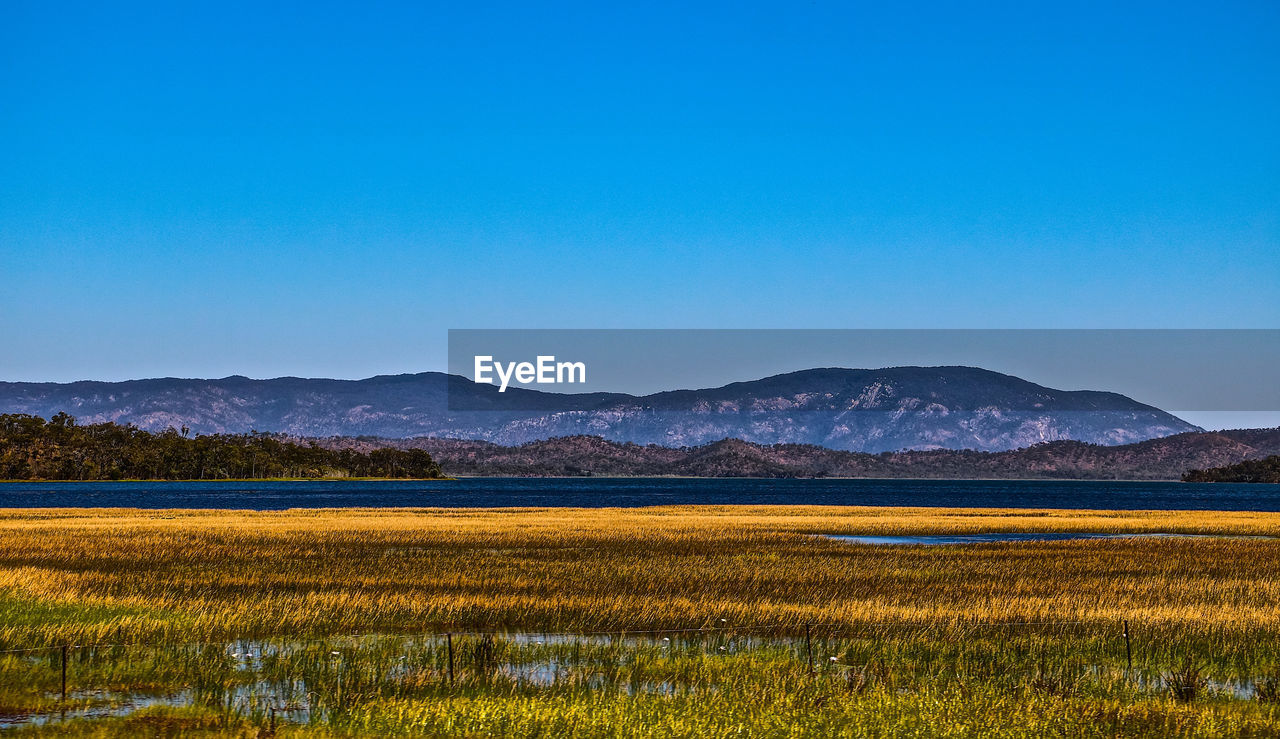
[{"left": 0, "top": 367, "right": 1199, "bottom": 453}]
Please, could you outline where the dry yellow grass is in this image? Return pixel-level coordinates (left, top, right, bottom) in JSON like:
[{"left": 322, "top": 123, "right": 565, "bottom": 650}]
[{"left": 1, "top": 506, "right": 1278, "bottom": 647}]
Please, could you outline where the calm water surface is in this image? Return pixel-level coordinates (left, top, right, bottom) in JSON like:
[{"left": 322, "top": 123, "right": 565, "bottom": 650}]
[{"left": 0, "top": 478, "right": 1278, "bottom": 510}]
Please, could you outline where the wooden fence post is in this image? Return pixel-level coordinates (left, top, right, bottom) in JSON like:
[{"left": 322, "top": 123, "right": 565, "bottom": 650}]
[
  {"left": 61, "top": 645, "right": 68, "bottom": 702},
  {"left": 805, "top": 623, "right": 813, "bottom": 675},
  {"left": 447, "top": 633, "right": 455, "bottom": 686}
]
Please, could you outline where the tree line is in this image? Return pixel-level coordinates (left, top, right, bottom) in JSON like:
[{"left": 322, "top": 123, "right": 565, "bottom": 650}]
[
  {"left": 1182, "top": 455, "right": 1280, "bottom": 484},
  {"left": 0, "top": 413, "right": 443, "bottom": 480}
]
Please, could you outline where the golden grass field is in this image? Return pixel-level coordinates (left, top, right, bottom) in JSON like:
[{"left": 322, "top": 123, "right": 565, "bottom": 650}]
[
  {"left": 2, "top": 506, "right": 1279, "bottom": 737},
  {"left": 1, "top": 505, "right": 1278, "bottom": 645}
]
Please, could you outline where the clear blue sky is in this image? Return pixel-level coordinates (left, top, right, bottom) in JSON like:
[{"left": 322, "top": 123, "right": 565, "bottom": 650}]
[{"left": 2, "top": 0, "right": 1277, "bottom": 383}]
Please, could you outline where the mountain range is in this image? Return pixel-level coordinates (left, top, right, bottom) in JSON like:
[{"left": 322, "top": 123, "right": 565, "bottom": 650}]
[
  {"left": 359, "top": 428, "right": 1280, "bottom": 480},
  {"left": 0, "top": 367, "right": 1199, "bottom": 453}
]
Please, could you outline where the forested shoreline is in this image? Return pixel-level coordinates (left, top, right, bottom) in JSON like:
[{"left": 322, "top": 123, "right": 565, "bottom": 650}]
[
  {"left": 0, "top": 413, "right": 443, "bottom": 481},
  {"left": 1183, "top": 455, "right": 1280, "bottom": 483}
]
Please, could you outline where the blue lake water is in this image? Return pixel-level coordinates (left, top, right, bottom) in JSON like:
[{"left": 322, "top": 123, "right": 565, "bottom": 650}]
[{"left": 0, "top": 478, "right": 1278, "bottom": 511}]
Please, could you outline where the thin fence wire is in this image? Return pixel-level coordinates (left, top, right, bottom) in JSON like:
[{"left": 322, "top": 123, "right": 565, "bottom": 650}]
[{"left": 0, "top": 618, "right": 1122, "bottom": 658}]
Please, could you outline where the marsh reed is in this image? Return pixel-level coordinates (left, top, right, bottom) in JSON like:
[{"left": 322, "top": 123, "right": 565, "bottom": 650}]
[{"left": 1, "top": 506, "right": 1278, "bottom": 736}]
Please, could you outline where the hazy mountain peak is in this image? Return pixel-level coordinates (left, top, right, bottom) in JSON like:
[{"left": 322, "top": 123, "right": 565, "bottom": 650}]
[{"left": 0, "top": 367, "right": 1199, "bottom": 453}]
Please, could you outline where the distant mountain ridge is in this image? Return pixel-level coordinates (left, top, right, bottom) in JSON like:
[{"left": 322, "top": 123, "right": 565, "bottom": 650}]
[
  {"left": 361, "top": 428, "right": 1280, "bottom": 480},
  {"left": 0, "top": 367, "right": 1200, "bottom": 453}
]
